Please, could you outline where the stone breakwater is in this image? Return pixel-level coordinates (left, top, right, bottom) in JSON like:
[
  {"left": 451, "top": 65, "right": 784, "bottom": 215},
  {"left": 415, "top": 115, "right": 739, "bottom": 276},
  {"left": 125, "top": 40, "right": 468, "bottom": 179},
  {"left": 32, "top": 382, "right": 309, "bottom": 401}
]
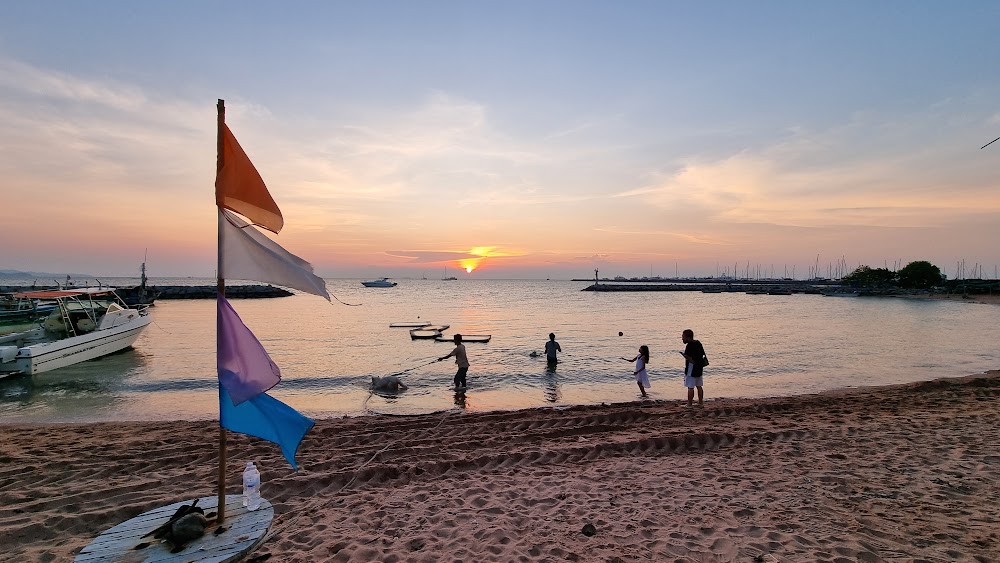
[
  {"left": 154, "top": 285, "right": 293, "bottom": 299},
  {"left": 582, "top": 283, "right": 822, "bottom": 293},
  {"left": 0, "top": 284, "right": 293, "bottom": 299}
]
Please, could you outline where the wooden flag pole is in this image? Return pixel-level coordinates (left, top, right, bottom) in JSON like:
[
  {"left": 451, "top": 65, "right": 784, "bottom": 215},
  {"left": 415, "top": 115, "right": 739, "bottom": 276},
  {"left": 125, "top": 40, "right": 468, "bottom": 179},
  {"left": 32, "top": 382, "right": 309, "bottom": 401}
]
[{"left": 216, "top": 98, "right": 228, "bottom": 525}]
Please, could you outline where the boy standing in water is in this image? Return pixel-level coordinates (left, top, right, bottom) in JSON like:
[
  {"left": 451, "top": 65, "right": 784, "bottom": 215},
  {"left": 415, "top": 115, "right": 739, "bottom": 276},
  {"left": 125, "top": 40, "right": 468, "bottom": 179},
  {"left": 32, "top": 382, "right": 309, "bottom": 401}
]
[
  {"left": 544, "top": 333, "right": 562, "bottom": 365},
  {"left": 438, "top": 334, "right": 470, "bottom": 390}
]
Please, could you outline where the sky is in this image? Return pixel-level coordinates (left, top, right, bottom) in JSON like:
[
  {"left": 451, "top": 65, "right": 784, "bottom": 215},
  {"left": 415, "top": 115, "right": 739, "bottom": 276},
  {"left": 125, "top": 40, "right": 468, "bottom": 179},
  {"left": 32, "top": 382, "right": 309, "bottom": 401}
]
[{"left": 1, "top": 1, "right": 999, "bottom": 280}]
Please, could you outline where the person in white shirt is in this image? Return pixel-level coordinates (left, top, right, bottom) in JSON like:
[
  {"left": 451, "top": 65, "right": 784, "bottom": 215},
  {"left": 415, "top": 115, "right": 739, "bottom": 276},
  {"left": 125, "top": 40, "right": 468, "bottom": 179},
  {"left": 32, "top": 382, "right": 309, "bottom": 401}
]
[{"left": 438, "top": 334, "right": 470, "bottom": 390}]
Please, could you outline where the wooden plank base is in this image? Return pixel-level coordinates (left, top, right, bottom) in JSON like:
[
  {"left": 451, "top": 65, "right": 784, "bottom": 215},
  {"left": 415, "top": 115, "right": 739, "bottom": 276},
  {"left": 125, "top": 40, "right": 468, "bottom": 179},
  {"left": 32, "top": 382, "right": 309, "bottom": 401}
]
[{"left": 75, "top": 495, "right": 273, "bottom": 563}]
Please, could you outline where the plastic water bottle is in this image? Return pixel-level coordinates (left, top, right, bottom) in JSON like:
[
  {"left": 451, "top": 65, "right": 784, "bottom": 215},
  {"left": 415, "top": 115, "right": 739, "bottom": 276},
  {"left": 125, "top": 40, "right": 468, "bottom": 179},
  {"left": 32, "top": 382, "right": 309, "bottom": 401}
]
[{"left": 242, "top": 461, "right": 261, "bottom": 511}]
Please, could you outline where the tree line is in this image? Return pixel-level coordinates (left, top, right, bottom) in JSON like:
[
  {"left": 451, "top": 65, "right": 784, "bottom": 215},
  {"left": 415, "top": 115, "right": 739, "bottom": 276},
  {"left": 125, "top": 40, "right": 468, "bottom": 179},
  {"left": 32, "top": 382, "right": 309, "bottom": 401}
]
[{"left": 841, "top": 261, "right": 944, "bottom": 289}]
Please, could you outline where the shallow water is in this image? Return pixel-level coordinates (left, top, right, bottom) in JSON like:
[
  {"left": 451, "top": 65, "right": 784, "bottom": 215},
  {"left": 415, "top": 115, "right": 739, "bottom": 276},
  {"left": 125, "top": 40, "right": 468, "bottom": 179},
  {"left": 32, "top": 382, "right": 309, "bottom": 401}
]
[{"left": 0, "top": 278, "right": 997, "bottom": 423}]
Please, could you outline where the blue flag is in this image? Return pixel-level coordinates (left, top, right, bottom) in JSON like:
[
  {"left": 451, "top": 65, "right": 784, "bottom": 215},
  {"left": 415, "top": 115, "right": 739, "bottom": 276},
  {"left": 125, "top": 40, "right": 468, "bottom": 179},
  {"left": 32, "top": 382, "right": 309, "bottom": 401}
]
[{"left": 220, "top": 386, "right": 314, "bottom": 470}]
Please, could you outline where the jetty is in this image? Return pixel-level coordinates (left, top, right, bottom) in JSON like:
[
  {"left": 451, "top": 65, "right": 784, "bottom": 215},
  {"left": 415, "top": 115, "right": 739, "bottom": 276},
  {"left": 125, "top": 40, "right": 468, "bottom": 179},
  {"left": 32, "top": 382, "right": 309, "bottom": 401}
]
[
  {"left": 0, "top": 284, "right": 293, "bottom": 299},
  {"left": 582, "top": 282, "right": 827, "bottom": 293}
]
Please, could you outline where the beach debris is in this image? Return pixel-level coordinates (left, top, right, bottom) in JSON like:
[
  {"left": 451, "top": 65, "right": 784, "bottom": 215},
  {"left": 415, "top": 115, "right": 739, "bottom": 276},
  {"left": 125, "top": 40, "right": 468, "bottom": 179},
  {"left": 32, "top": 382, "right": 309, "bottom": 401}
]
[
  {"left": 529, "top": 351, "right": 540, "bottom": 358},
  {"left": 581, "top": 522, "right": 597, "bottom": 536},
  {"left": 618, "top": 331, "right": 623, "bottom": 336},
  {"left": 136, "top": 499, "right": 211, "bottom": 553},
  {"left": 167, "top": 512, "right": 211, "bottom": 552}
]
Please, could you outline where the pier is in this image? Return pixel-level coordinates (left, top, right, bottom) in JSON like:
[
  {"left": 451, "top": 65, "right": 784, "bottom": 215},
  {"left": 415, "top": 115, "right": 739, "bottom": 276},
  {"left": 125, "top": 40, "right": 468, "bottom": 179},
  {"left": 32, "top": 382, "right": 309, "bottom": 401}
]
[
  {"left": 0, "top": 284, "right": 293, "bottom": 299},
  {"left": 580, "top": 282, "right": 825, "bottom": 293}
]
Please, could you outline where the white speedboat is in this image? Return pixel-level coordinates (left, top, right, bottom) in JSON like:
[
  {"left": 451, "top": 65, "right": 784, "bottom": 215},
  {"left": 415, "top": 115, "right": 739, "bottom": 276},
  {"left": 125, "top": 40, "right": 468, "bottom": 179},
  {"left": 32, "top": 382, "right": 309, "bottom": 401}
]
[
  {"left": 0, "top": 289, "right": 151, "bottom": 377},
  {"left": 361, "top": 277, "right": 397, "bottom": 288}
]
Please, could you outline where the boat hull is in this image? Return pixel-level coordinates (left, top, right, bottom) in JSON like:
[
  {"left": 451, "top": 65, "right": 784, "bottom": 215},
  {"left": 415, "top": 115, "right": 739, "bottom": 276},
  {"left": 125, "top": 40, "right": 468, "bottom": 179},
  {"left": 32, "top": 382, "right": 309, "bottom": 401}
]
[
  {"left": 410, "top": 329, "right": 443, "bottom": 339},
  {"left": 14, "top": 315, "right": 152, "bottom": 375},
  {"left": 435, "top": 334, "right": 491, "bottom": 343}
]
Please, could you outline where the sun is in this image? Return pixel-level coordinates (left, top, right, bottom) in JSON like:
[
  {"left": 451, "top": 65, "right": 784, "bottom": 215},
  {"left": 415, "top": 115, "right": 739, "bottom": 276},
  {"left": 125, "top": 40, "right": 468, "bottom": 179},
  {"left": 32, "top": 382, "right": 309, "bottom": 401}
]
[{"left": 458, "top": 258, "right": 479, "bottom": 273}]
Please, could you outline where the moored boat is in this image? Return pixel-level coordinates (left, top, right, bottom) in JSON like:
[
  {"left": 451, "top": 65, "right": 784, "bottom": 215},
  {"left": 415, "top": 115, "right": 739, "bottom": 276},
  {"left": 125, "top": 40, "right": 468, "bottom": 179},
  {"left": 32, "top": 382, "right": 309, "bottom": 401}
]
[
  {"left": 362, "top": 277, "right": 397, "bottom": 288},
  {"left": 0, "top": 294, "right": 57, "bottom": 336},
  {"left": 116, "top": 261, "right": 160, "bottom": 306},
  {"left": 0, "top": 289, "right": 151, "bottom": 377},
  {"left": 821, "top": 289, "right": 860, "bottom": 297},
  {"left": 434, "top": 334, "right": 491, "bottom": 343},
  {"left": 409, "top": 329, "right": 443, "bottom": 339},
  {"left": 389, "top": 321, "right": 430, "bottom": 328}
]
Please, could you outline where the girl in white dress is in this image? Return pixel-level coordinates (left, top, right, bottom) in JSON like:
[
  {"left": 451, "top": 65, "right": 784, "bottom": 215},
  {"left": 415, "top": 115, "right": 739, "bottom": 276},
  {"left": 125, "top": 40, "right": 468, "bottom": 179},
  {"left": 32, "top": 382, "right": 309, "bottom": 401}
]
[{"left": 621, "top": 345, "right": 651, "bottom": 397}]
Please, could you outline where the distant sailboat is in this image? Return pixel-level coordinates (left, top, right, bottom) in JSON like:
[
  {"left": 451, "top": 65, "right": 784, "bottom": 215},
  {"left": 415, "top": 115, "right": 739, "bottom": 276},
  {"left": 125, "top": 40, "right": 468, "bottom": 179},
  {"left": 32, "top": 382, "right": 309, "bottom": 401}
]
[{"left": 442, "top": 266, "right": 457, "bottom": 281}]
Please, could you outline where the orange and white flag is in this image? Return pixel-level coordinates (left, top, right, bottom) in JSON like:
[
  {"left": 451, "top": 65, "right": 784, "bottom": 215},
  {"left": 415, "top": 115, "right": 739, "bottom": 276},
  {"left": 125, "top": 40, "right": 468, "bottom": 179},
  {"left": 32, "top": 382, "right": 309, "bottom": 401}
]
[{"left": 215, "top": 124, "right": 284, "bottom": 233}]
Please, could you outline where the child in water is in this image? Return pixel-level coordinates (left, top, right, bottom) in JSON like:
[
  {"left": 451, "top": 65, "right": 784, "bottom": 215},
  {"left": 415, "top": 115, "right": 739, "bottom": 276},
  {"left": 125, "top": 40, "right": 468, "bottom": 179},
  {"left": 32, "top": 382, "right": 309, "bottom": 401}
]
[{"left": 621, "top": 345, "right": 651, "bottom": 397}]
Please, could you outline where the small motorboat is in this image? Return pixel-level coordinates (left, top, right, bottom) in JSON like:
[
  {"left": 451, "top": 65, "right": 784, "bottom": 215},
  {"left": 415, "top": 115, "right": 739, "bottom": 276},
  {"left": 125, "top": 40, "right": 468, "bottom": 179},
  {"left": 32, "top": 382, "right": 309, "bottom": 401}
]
[
  {"left": 435, "top": 334, "right": 491, "bottom": 343},
  {"left": 362, "top": 277, "right": 397, "bottom": 288},
  {"left": 0, "top": 288, "right": 151, "bottom": 377},
  {"left": 410, "top": 329, "right": 443, "bottom": 339}
]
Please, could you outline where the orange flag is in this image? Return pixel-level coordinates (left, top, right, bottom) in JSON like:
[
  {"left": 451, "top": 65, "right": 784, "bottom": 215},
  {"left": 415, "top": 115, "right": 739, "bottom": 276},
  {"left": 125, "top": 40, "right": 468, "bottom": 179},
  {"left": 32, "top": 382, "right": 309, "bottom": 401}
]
[{"left": 215, "top": 124, "right": 284, "bottom": 233}]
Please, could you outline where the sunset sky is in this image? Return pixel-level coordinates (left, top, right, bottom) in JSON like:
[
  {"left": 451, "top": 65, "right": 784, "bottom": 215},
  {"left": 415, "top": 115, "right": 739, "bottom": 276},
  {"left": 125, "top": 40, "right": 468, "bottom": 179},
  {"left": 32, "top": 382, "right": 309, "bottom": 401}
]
[{"left": 2, "top": 1, "right": 999, "bottom": 280}]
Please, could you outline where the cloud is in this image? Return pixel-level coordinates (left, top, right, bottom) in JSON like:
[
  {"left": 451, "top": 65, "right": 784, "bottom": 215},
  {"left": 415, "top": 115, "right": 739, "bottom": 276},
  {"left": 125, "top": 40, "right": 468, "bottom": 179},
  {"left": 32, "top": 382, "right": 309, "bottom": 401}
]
[
  {"left": 592, "top": 226, "right": 731, "bottom": 246},
  {"left": 0, "top": 58, "right": 146, "bottom": 111},
  {"left": 385, "top": 250, "right": 482, "bottom": 263},
  {"left": 385, "top": 246, "right": 527, "bottom": 263},
  {"left": 622, "top": 105, "right": 1000, "bottom": 230}
]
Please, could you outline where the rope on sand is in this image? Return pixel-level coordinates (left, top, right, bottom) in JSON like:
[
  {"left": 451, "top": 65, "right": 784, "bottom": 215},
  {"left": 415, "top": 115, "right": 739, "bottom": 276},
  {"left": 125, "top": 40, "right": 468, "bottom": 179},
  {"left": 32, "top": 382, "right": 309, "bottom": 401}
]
[{"left": 261, "top": 405, "right": 455, "bottom": 544}]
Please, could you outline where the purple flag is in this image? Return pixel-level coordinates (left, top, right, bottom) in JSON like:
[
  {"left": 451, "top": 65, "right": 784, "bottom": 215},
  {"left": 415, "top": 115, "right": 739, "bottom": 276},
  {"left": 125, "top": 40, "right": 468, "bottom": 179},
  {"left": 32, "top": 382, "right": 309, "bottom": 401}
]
[{"left": 217, "top": 296, "right": 280, "bottom": 405}]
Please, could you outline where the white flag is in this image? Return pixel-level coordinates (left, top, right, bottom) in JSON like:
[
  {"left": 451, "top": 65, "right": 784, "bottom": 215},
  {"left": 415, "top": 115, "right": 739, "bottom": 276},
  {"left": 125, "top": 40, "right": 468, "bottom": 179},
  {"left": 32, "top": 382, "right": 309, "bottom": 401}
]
[{"left": 221, "top": 209, "right": 330, "bottom": 300}]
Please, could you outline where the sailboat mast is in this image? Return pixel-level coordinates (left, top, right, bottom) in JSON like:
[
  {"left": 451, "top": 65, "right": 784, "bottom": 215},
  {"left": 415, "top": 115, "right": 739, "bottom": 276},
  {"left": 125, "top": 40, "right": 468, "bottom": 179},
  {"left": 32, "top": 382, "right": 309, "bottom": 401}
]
[{"left": 216, "top": 99, "right": 228, "bottom": 525}]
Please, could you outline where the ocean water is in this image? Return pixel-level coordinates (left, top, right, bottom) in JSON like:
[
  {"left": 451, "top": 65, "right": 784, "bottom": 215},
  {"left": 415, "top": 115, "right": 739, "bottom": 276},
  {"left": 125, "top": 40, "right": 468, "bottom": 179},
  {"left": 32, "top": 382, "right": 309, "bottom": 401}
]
[{"left": 0, "top": 278, "right": 997, "bottom": 423}]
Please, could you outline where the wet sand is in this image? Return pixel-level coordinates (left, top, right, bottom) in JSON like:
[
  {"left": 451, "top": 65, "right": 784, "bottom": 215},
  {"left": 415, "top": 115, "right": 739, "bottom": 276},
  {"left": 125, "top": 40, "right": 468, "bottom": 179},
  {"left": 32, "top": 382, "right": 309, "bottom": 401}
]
[{"left": 2, "top": 372, "right": 999, "bottom": 562}]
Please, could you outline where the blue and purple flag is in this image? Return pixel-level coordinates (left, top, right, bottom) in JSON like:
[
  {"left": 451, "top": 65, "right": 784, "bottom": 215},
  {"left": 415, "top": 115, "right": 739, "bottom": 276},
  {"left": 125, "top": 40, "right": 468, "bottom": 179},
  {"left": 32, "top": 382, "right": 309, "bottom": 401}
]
[{"left": 217, "top": 296, "right": 280, "bottom": 405}]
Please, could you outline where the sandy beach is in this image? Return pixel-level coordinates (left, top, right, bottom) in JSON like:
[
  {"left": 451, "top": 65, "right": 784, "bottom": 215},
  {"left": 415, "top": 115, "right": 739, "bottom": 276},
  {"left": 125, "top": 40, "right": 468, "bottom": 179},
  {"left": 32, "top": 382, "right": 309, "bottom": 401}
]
[{"left": 2, "top": 372, "right": 999, "bottom": 562}]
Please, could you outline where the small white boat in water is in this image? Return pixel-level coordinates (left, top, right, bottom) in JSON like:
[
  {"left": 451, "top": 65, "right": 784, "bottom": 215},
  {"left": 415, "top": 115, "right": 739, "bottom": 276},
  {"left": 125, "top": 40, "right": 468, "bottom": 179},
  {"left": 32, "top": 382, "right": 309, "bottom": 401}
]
[
  {"left": 821, "top": 289, "right": 860, "bottom": 297},
  {"left": 409, "top": 328, "right": 443, "bottom": 339},
  {"left": 0, "top": 289, "right": 151, "bottom": 377},
  {"left": 362, "top": 277, "right": 397, "bottom": 288}
]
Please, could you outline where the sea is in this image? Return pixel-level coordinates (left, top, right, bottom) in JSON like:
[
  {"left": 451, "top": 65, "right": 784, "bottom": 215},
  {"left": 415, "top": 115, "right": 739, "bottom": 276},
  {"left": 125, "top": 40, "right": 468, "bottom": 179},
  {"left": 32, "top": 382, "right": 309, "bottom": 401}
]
[{"left": 1, "top": 278, "right": 998, "bottom": 424}]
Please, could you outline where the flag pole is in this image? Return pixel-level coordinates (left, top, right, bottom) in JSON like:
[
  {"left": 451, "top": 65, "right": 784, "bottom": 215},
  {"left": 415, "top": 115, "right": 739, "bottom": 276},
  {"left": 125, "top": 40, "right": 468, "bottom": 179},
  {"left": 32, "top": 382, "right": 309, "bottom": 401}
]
[{"left": 216, "top": 98, "right": 228, "bottom": 525}]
